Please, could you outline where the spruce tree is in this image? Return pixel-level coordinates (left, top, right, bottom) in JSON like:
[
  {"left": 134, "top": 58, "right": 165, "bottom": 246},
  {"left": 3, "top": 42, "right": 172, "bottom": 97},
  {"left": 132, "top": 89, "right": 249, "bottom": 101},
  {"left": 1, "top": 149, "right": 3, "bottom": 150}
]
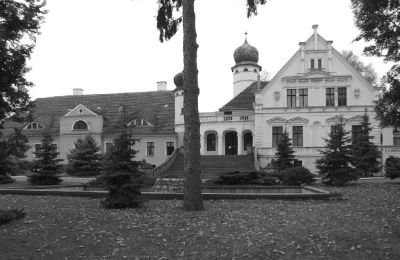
[
  {"left": 274, "top": 130, "right": 295, "bottom": 171},
  {"left": 0, "top": 141, "right": 14, "bottom": 184},
  {"left": 350, "top": 111, "right": 381, "bottom": 177},
  {"left": 316, "top": 117, "right": 357, "bottom": 185},
  {"left": 28, "top": 132, "right": 63, "bottom": 185},
  {"left": 101, "top": 130, "right": 145, "bottom": 209},
  {"left": 67, "top": 135, "right": 102, "bottom": 177}
]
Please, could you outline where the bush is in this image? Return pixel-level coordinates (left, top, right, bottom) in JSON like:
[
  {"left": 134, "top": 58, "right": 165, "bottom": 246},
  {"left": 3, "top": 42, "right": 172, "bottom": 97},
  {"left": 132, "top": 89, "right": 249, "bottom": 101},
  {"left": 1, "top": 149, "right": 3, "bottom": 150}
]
[
  {"left": 279, "top": 166, "right": 315, "bottom": 185},
  {"left": 386, "top": 157, "right": 400, "bottom": 179},
  {"left": 207, "top": 171, "right": 279, "bottom": 186},
  {"left": 0, "top": 208, "right": 25, "bottom": 225},
  {"left": 0, "top": 175, "right": 15, "bottom": 184}
]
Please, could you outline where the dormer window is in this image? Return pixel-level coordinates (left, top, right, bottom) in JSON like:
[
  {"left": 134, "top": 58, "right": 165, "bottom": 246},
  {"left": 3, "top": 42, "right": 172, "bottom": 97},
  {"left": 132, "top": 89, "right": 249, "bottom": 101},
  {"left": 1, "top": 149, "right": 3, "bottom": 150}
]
[
  {"left": 73, "top": 120, "right": 88, "bottom": 130},
  {"left": 243, "top": 68, "right": 248, "bottom": 72},
  {"left": 25, "top": 122, "right": 43, "bottom": 130},
  {"left": 127, "top": 119, "right": 153, "bottom": 127}
]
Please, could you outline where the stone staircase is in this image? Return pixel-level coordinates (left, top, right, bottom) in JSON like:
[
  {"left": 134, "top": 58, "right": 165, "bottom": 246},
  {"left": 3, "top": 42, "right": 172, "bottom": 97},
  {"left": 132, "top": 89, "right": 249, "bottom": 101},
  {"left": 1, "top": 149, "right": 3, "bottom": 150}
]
[{"left": 160, "top": 151, "right": 255, "bottom": 179}]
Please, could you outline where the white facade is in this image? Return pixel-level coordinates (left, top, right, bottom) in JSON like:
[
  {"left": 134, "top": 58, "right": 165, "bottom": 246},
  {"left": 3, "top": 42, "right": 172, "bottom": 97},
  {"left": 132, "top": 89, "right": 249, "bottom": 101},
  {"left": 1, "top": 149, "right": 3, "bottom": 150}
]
[{"left": 174, "top": 25, "right": 399, "bottom": 174}]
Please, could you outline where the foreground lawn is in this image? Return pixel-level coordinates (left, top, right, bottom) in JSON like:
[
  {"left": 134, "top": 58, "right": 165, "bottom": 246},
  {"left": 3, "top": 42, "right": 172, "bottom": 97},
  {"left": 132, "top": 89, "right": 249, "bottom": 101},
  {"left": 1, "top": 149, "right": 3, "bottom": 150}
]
[{"left": 0, "top": 181, "right": 399, "bottom": 259}]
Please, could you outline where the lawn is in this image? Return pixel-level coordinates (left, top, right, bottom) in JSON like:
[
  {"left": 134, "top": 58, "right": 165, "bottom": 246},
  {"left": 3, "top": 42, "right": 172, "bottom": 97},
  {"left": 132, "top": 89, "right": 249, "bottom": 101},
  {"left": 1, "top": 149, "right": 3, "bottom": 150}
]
[{"left": 0, "top": 180, "right": 399, "bottom": 259}]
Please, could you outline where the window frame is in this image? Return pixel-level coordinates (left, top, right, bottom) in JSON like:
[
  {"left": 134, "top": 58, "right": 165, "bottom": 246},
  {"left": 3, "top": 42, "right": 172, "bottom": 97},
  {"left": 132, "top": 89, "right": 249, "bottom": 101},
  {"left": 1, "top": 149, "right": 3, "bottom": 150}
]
[
  {"left": 292, "top": 126, "right": 303, "bottom": 147},
  {"left": 326, "top": 88, "right": 335, "bottom": 107},
  {"left": 352, "top": 125, "right": 363, "bottom": 145},
  {"left": 165, "top": 141, "right": 175, "bottom": 156},
  {"left": 146, "top": 141, "right": 155, "bottom": 157},
  {"left": 287, "top": 89, "right": 296, "bottom": 108},
  {"left": 272, "top": 126, "right": 283, "bottom": 148},
  {"left": 338, "top": 87, "right": 347, "bottom": 106},
  {"left": 310, "top": 59, "right": 315, "bottom": 69},
  {"left": 72, "top": 120, "right": 89, "bottom": 130},
  {"left": 299, "top": 88, "right": 308, "bottom": 107},
  {"left": 206, "top": 133, "right": 217, "bottom": 151}
]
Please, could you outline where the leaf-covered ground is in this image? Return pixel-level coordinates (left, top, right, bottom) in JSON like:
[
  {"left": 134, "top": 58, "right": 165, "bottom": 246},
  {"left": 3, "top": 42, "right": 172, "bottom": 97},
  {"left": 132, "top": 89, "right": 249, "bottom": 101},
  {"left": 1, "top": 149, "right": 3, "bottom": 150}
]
[{"left": 0, "top": 180, "right": 399, "bottom": 259}]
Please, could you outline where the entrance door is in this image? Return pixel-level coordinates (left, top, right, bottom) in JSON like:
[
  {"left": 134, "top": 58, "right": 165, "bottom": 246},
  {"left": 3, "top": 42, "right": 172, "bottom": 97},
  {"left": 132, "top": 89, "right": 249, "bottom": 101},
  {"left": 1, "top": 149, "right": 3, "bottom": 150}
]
[
  {"left": 225, "top": 132, "right": 238, "bottom": 155},
  {"left": 243, "top": 132, "right": 253, "bottom": 154}
]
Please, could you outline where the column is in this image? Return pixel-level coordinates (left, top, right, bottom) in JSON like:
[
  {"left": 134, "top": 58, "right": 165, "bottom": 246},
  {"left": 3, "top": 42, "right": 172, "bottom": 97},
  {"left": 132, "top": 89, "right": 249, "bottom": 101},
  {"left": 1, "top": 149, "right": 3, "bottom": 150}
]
[
  {"left": 237, "top": 132, "right": 243, "bottom": 155},
  {"left": 200, "top": 134, "right": 204, "bottom": 155},
  {"left": 218, "top": 133, "right": 224, "bottom": 155}
]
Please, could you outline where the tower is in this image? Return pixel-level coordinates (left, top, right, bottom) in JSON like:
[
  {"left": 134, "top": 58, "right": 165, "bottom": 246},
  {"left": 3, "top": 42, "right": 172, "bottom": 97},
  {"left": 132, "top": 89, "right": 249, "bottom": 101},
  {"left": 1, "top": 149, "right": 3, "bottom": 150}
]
[
  {"left": 173, "top": 71, "right": 184, "bottom": 147},
  {"left": 231, "top": 33, "right": 262, "bottom": 97}
]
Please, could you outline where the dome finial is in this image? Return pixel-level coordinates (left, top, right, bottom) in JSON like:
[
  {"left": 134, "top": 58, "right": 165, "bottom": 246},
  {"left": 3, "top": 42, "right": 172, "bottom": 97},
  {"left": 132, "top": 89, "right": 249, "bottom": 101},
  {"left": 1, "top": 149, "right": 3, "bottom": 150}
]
[{"left": 245, "top": 31, "right": 248, "bottom": 43}]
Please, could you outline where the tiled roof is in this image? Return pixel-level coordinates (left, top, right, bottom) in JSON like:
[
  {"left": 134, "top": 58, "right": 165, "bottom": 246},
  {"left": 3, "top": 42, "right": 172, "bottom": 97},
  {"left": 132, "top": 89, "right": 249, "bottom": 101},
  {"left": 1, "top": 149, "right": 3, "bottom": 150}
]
[
  {"left": 3, "top": 91, "right": 175, "bottom": 137},
  {"left": 219, "top": 81, "right": 268, "bottom": 111}
]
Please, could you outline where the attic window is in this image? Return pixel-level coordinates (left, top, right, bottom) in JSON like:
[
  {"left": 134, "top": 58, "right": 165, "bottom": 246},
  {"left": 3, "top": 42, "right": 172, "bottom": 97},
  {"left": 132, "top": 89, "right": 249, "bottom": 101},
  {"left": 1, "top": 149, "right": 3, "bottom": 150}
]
[
  {"left": 25, "top": 122, "right": 43, "bottom": 130},
  {"left": 78, "top": 109, "right": 83, "bottom": 113},
  {"left": 244, "top": 68, "right": 249, "bottom": 72},
  {"left": 127, "top": 119, "right": 152, "bottom": 127},
  {"left": 73, "top": 120, "right": 88, "bottom": 130}
]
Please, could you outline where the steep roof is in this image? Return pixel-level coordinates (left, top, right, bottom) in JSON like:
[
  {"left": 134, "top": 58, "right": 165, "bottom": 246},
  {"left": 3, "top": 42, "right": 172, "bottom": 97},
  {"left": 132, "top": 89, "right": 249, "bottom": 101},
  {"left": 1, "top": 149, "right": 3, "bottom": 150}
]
[
  {"left": 219, "top": 81, "right": 268, "bottom": 111},
  {"left": 3, "top": 91, "right": 175, "bottom": 137}
]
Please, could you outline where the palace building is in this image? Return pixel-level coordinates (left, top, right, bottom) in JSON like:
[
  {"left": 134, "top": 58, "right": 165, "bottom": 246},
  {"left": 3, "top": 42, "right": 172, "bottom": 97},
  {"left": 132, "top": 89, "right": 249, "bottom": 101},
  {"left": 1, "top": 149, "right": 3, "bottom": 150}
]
[{"left": 4, "top": 25, "right": 399, "bottom": 174}]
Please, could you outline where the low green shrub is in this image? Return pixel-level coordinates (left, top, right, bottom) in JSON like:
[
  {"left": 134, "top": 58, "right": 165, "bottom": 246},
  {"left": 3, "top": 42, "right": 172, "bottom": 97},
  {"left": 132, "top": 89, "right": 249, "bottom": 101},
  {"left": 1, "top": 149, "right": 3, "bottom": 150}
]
[
  {"left": 0, "top": 208, "right": 25, "bottom": 225},
  {"left": 207, "top": 171, "right": 279, "bottom": 186},
  {"left": 28, "top": 175, "right": 62, "bottom": 185},
  {"left": 0, "top": 175, "right": 15, "bottom": 184},
  {"left": 280, "top": 166, "right": 315, "bottom": 185},
  {"left": 386, "top": 156, "right": 400, "bottom": 179}
]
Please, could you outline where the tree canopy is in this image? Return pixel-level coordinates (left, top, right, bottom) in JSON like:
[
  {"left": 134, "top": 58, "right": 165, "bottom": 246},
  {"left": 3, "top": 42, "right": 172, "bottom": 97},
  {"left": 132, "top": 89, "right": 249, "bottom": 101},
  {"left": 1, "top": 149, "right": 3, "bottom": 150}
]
[
  {"left": 0, "top": 0, "right": 46, "bottom": 123},
  {"left": 341, "top": 50, "right": 378, "bottom": 86}
]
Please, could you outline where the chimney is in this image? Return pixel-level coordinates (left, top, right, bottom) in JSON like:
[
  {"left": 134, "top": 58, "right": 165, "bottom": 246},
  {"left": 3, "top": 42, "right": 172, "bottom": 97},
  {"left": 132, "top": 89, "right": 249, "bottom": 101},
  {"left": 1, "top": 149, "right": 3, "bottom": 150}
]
[
  {"left": 73, "top": 88, "right": 83, "bottom": 95},
  {"left": 157, "top": 81, "right": 167, "bottom": 91}
]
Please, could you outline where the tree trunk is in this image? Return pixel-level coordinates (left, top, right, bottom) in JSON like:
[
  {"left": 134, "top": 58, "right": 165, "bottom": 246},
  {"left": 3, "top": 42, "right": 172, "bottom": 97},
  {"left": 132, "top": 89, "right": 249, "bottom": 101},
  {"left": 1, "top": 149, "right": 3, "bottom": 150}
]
[{"left": 182, "top": 0, "right": 204, "bottom": 210}]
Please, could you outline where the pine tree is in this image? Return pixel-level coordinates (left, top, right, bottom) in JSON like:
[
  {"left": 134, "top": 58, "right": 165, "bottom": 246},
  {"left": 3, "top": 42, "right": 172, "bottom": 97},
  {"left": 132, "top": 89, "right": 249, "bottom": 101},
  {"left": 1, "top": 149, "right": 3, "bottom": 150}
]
[
  {"left": 316, "top": 117, "right": 357, "bottom": 185},
  {"left": 101, "top": 130, "right": 145, "bottom": 209},
  {"left": 28, "top": 132, "right": 63, "bottom": 185},
  {"left": 67, "top": 135, "right": 102, "bottom": 177},
  {"left": 274, "top": 130, "right": 295, "bottom": 171},
  {"left": 350, "top": 111, "right": 381, "bottom": 177}
]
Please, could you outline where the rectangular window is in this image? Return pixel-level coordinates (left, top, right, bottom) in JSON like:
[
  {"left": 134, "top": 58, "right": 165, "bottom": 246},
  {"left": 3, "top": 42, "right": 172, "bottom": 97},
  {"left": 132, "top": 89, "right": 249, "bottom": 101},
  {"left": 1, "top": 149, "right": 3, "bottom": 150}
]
[
  {"left": 338, "top": 87, "right": 347, "bottom": 106},
  {"left": 294, "top": 160, "right": 302, "bottom": 167},
  {"left": 181, "top": 107, "right": 184, "bottom": 115},
  {"left": 310, "top": 59, "right": 315, "bottom": 69},
  {"left": 299, "top": 88, "right": 308, "bottom": 107},
  {"left": 393, "top": 130, "right": 400, "bottom": 147},
  {"left": 287, "top": 89, "right": 296, "bottom": 108},
  {"left": 147, "top": 142, "right": 155, "bottom": 156},
  {"left": 34, "top": 144, "right": 41, "bottom": 158},
  {"left": 166, "top": 142, "right": 174, "bottom": 155},
  {"left": 272, "top": 126, "right": 283, "bottom": 147},
  {"left": 293, "top": 126, "right": 303, "bottom": 147},
  {"left": 326, "top": 88, "right": 335, "bottom": 106},
  {"left": 352, "top": 125, "right": 362, "bottom": 144},
  {"left": 207, "top": 134, "right": 216, "bottom": 151},
  {"left": 318, "top": 59, "right": 322, "bottom": 69}
]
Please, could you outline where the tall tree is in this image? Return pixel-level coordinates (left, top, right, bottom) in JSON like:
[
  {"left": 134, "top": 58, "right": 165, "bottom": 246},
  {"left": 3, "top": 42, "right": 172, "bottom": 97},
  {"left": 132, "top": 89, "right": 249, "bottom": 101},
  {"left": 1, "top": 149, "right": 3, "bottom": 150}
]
[
  {"left": 316, "top": 116, "right": 357, "bottom": 185},
  {"left": 0, "top": 0, "right": 46, "bottom": 123},
  {"left": 156, "top": 0, "right": 267, "bottom": 211},
  {"left": 351, "top": 0, "right": 400, "bottom": 129},
  {"left": 67, "top": 135, "right": 102, "bottom": 177},
  {"left": 7, "top": 128, "right": 30, "bottom": 158},
  {"left": 341, "top": 50, "right": 378, "bottom": 86},
  {"left": 274, "top": 130, "right": 295, "bottom": 171},
  {"left": 350, "top": 111, "right": 381, "bottom": 177},
  {"left": 28, "top": 132, "right": 63, "bottom": 185}
]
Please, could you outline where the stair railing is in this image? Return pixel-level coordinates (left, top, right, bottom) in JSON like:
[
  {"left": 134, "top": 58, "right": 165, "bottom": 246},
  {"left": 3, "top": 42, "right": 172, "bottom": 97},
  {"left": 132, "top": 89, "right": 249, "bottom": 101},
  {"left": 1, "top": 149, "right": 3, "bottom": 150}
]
[{"left": 151, "top": 147, "right": 180, "bottom": 177}]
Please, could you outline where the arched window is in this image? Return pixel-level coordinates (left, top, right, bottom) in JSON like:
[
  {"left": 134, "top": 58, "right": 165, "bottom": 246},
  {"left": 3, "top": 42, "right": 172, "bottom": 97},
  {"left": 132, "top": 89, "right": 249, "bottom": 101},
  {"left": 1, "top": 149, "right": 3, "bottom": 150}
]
[
  {"left": 25, "top": 122, "right": 43, "bottom": 130},
  {"left": 243, "top": 68, "right": 249, "bottom": 72},
  {"left": 73, "top": 120, "right": 88, "bottom": 130}
]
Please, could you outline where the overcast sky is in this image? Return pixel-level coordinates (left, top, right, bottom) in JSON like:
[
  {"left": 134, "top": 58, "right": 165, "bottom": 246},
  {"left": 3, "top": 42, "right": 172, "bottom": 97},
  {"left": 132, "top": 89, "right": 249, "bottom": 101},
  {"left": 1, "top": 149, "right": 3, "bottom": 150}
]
[{"left": 27, "top": 0, "right": 394, "bottom": 112}]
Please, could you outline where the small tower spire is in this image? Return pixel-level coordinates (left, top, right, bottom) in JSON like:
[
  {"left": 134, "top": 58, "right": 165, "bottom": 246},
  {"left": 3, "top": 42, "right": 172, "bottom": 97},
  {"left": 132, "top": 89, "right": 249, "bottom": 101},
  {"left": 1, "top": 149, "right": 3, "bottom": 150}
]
[{"left": 245, "top": 31, "right": 248, "bottom": 43}]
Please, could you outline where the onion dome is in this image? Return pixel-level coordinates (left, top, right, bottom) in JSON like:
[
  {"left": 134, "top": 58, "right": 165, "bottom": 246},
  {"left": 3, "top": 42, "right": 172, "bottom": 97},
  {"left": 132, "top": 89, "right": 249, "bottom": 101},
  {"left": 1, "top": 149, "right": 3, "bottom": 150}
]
[
  {"left": 173, "top": 71, "right": 184, "bottom": 91},
  {"left": 233, "top": 39, "right": 259, "bottom": 64}
]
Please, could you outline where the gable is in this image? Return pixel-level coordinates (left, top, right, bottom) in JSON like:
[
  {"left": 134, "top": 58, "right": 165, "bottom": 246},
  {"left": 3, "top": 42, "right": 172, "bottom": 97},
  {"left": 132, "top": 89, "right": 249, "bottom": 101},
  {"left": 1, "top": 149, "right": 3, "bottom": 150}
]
[{"left": 64, "top": 104, "right": 98, "bottom": 117}]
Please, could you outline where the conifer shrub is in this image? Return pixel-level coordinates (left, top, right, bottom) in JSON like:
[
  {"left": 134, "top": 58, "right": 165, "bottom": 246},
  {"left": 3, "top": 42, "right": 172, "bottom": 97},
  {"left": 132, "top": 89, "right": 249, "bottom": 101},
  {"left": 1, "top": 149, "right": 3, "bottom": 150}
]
[
  {"left": 279, "top": 166, "right": 315, "bottom": 185},
  {"left": 28, "top": 133, "right": 63, "bottom": 185},
  {"left": 0, "top": 208, "right": 26, "bottom": 225},
  {"left": 316, "top": 117, "right": 358, "bottom": 185},
  {"left": 385, "top": 156, "right": 400, "bottom": 179},
  {"left": 101, "top": 131, "right": 146, "bottom": 209},
  {"left": 67, "top": 135, "right": 102, "bottom": 177},
  {"left": 273, "top": 130, "right": 295, "bottom": 171}
]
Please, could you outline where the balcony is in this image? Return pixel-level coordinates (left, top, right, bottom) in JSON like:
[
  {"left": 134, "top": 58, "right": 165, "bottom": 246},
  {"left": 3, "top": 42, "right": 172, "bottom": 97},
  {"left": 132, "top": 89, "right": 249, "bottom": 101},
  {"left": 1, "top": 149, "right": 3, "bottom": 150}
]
[{"left": 199, "top": 114, "right": 254, "bottom": 123}]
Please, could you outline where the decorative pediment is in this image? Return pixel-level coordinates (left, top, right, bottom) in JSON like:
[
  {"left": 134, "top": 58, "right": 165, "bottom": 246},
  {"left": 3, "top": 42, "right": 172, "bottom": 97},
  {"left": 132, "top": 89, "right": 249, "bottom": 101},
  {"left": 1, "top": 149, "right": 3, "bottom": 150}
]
[
  {"left": 288, "top": 117, "right": 309, "bottom": 124},
  {"left": 64, "top": 104, "right": 98, "bottom": 117},
  {"left": 346, "top": 115, "right": 363, "bottom": 123},
  {"left": 267, "top": 117, "right": 287, "bottom": 124},
  {"left": 326, "top": 115, "right": 345, "bottom": 123}
]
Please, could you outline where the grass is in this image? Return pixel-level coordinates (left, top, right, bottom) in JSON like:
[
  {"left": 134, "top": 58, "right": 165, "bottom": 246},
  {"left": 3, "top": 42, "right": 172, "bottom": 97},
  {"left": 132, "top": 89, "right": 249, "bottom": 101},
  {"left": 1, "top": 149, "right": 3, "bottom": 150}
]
[{"left": 0, "top": 179, "right": 399, "bottom": 259}]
